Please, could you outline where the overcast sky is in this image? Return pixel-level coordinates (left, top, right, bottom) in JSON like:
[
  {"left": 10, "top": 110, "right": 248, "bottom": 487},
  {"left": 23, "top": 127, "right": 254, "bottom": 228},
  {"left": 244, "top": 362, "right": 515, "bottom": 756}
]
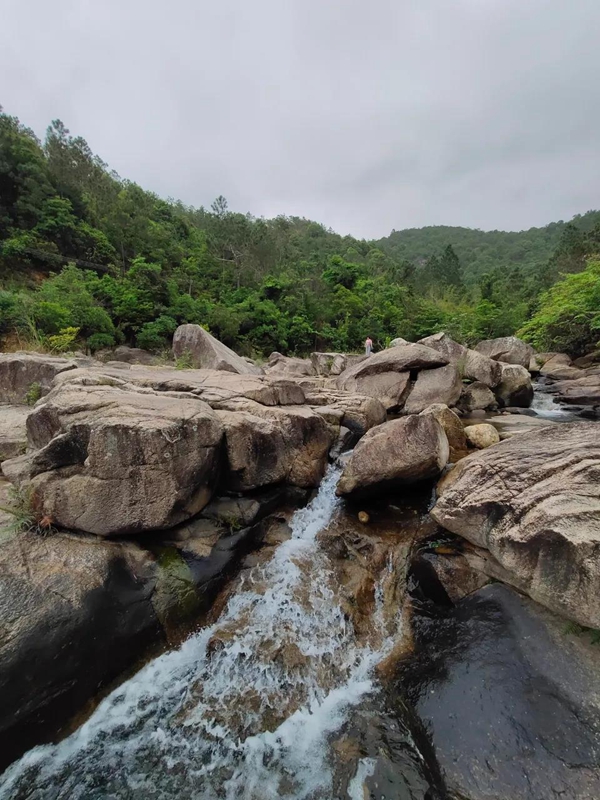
[{"left": 2, "top": 0, "right": 599, "bottom": 239}]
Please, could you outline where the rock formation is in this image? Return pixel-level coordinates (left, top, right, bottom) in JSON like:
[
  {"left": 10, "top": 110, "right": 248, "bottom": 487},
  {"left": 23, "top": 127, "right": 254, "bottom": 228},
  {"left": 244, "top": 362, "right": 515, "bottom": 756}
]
[
  {"left": 336, "top": 414, "right": 449, "bottom": 498},
  {"left": 474, "top": 335, "right": 534, "bottom": 369},
  {"left": 432, "top": 422, "right": 600, "bottom": 628},
  {"left": 172, "top": 324, "right": 262, "bottom": 375}
]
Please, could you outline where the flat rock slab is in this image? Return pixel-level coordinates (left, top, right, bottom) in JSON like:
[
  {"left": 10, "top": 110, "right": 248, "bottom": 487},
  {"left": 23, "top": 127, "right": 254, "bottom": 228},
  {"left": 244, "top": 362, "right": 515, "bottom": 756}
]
[
  {"left": 399, "top": 584, "right": 600, "bottom": 800},
  {"left": 0, "top": 405, "right": 28, "bottom": 461},
  {"left": 553, "top": 374, "right": 600, "bottom": 405},
  {"left": 488, "top": 413, "right": 557, "bottom": 439}
]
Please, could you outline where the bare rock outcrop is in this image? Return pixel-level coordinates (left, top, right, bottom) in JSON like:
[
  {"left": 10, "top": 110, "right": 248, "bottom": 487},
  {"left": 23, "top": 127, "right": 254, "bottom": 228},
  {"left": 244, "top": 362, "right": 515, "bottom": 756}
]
[
  {"left": 265, "top": 352, "right": 315, "bottom": 377},
  {"left": 172, "top": 324, "right": 262, "bottom": 375},
  {"left": 336, "top": 343, "right": 447, "bottom": 410},
  {"left": 402, "top": 364, "right": 462, "bottom": 414},
  {"left": 420, "top": 404, "right": 468, "bottom": 462},
  {"left": 432, "top": 422, "right": 600, "bottom": 628},
  {"left": 0, "top": 405, "right": 28, "bottom": 462},
  {"left": 103, "top": 345, "right": 161, "bottom": 366},
  {"left": 553, "top": 374, "right": 600, "bottom": 406},
  {"left": 215, "top": 398, "right": 334, "bottom": 492},
  {"left": 419, "top": 332, "right": 502, "bottom": 388},
  {"left": 336, "top": 414, "right": 449, "bottom": 498},
  {"left": 474, "top": 335, "right": 534, "bottom": 369},
  {"left": 495, "top": 363, "right": 533, "bottom": 407},
  {"left": 302, "top": 388, "right": 386, "bottom": 435},
  {"left": 0, "top": 353, "right": 78, "bottom": 404},
  {"left": 3, "top": 382, "right": 224, "bottom": 536},
  {"left": 310, "top": 352, "right": 366, "bottom": 376}
]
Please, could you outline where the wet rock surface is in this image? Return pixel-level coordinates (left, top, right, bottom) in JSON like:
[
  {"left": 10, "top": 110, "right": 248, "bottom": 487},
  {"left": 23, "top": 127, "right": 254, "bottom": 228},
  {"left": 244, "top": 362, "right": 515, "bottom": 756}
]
[{"left": 399, "top": 583, "right": 600, "bottom": 800}]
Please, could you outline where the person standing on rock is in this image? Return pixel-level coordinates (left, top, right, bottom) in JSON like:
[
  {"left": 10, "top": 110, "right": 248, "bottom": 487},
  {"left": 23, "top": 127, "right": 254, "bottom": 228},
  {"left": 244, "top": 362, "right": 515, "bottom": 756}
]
[{"left": 365, "top": 337, "right": 373, "bottom": 356}]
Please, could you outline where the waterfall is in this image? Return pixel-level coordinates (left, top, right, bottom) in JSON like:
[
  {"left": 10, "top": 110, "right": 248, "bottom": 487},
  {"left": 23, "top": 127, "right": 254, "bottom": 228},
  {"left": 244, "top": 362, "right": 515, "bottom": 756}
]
[
  {"left": 531, "top": 385, "right": 573, "bottom": 420},
  {"left": 0, "top": 465, "right": 399, "bottom": 800}
]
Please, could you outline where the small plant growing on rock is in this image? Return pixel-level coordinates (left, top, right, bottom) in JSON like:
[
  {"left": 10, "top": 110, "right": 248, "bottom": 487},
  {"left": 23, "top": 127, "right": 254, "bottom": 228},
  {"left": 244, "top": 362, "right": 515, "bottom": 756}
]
[
  {"left": 0, "top": 486, "right": 56, "bottom": 537},
  {"left": 25, "top": 382, "right": 42, "bottom": 406},
  {"left": 175, "top": 351, "right": 194, "bottom": 370}
]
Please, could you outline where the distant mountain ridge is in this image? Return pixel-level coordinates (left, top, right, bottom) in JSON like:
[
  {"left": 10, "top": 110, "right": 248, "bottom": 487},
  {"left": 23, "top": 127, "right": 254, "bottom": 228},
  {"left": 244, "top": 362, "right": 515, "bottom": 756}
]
[{"left": 377, "top": 210, "right": 600, "bottom": 283}]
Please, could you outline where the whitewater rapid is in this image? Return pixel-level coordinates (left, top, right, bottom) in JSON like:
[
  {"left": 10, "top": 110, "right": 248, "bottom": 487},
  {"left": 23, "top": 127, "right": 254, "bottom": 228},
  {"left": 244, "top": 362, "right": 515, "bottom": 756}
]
[{"left": 0, "top": 465, "right": 398, "bottom": 800}]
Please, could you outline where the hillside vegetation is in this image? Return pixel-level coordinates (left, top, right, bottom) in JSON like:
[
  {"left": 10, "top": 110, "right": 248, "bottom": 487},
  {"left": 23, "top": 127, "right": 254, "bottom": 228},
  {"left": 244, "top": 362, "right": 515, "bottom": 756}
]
[{"left": 1, "top": 105, "right": 600, "bottom": 357}]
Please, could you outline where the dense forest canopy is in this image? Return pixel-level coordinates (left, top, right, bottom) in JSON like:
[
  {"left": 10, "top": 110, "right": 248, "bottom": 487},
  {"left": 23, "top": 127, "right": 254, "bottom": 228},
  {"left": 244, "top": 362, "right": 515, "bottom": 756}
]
[{"left": 1, "top": 105, "right": 600, "bottom": 357}]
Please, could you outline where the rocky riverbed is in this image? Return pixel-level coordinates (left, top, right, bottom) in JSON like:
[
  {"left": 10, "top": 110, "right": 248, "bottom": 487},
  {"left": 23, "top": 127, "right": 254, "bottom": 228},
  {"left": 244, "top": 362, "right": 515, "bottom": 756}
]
[{"left": 0, "top": 327, "right": 599, "bottom": 799}]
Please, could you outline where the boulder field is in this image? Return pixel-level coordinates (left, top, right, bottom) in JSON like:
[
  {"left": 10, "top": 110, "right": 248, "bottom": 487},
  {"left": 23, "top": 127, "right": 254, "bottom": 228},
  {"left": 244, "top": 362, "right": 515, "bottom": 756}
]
[{"left": 2, "top": 327, "right": 600, "bottom": 788}]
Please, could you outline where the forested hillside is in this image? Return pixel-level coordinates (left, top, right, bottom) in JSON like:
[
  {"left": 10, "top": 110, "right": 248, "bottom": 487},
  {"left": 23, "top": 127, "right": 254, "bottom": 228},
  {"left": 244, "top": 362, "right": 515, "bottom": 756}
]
[
  {"left": 378, "top": 213, "right": 600, "bottom": 284},
  {"left": 1, "top": 105, "right": 600, "bottom": 357}
]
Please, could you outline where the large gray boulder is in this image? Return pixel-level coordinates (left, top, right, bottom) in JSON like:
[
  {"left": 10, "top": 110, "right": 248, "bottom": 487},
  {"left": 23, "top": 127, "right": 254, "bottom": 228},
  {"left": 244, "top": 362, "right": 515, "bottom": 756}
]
[
  {"left": 419, "top": 332, "right": 502, "bottom": 388},
  {"left": 310, "top": 352, "right": 366, "bottom": 376},
  {"left": 474, "top": 336, "right": 534, "bottom": 369},
  {"left": 265, "top": 352, "right": 315, "bottom": 377},
  {"left": 0, "top": 531, "right": 162, "bottom": 770},
  {"left": 496, "top": 363, "right": 533, "bottom": 407},
  {"left": 420, "top": 404, "right": 468, "bottom": 462},
  {"left": 432, "top": 422, "right": 600, "bottom": 628},
  {"left": 302, "top": 388, "right": 386, "bottom": 435},
  {"left": 401, "top": 583, "right": 600, "bottom": 800},
  {"left": 0, "top": 405, "right": 28, "bottom": 462},
  {"left": 336, "top": 414, "right": 449, "bottom": 498},
  {"left": 0, "top": 353, "right": 78, "bottom": 404},
  {"left": 3, "top": 382, "right": 224, "bottom": 537},
  {"left": 172, "top": 324, "right": 262, "bottom": 375},
  {"left": 336, "top": 343, "right": 447, "bottom": 410},
  {"left": 403, "top": 364, "right": 462, "bottom": 414},
  {"left": 458, "top": 381, "right": 497, "bottom": 412},
  {"left": 215, "top": 399, "right": 334, "bottom": 492}
]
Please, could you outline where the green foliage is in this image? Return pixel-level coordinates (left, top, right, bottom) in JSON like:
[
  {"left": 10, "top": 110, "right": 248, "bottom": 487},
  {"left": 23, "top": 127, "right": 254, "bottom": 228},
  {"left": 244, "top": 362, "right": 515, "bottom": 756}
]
[
  {"left": 0, "top": 485, "right": 55, "bottom": 537},
  {"left": 175, "top": 351, "right": 194, "bottom": 370},
  {"left": 47, "top": 325, "right": 80, "bottom": 353},
  {"left": 25, "top": 382, "right": 42, "bottom": 406},
  {"left": 1, "top": 103, "right": 599, "bottom": 358},
  {"left": 518, "top": 259, "right": 600, "bottom": 355},
  {"left": 136, "top": 315, "right": 178, "bottom": 351}
]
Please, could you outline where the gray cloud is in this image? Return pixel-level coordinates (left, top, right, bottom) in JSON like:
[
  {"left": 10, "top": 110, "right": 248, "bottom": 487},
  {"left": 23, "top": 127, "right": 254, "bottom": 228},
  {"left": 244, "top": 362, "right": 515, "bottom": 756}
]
[{"left": 2, "top": 0, "right": 599, "bottom": 238}]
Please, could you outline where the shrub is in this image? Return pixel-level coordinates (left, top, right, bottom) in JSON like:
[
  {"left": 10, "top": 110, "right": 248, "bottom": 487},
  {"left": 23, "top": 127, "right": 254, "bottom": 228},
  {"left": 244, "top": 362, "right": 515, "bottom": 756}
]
[
  {"left": 47, "top": 326, "right": 80, "bottom": 353},
  {"left": 87, "top": 332, "right": 116, "bottom": 352},
  {"left": 175, "top": 352, "right": 194, "bottom": 370},
  {"left": 136, "top": 315, "right": 178, "bottom": 351}
]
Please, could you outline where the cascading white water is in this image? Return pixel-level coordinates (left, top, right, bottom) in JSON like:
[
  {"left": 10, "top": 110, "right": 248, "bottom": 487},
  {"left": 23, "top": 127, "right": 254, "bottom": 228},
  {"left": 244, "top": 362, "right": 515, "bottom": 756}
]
[
  {"left": 0, "top": 465, "right": 398, "bottom": 800},
  {"left": 531, "top": 386, "right": 573, "bottom": 420}
]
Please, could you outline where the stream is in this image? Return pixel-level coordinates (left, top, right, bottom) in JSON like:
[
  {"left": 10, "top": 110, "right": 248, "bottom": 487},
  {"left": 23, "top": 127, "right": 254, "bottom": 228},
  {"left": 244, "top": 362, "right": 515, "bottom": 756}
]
[
  {"left": 0, "top": 466, "right": 411, "bottom": 800},
  {"left": 0, "top": 388, "right": 587, "bottom": 800}
]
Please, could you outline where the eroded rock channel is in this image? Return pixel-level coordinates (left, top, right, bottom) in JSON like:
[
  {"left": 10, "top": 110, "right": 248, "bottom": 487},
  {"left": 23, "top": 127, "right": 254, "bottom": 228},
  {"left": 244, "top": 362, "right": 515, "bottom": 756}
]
[{"left": 1, "top": 328, "right": 599, "bottom": 799}]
